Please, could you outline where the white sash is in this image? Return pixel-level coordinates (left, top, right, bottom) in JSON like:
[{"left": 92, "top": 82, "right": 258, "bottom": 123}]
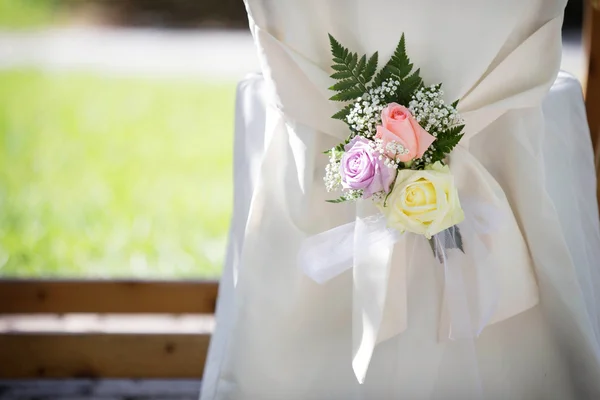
[{"left": 251, "top": 14, "right": 563, "bottom": 383}]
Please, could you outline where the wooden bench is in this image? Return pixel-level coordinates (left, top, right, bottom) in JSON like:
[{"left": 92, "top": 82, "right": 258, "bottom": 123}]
[{"left": 0, "top": 281, "right": 217, "bottom": 378}]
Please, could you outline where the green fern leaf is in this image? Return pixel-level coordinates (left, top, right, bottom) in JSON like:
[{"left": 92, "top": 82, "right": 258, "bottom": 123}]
[
  {"left": 323, "top": 142, "right": 347, "bottom": 155},
  {"left": 396, "top": 63, "right": 413, "bottom": 80},
  {"left": 372, "top": 68, "right": 391, "bottom": 87},
  {"left": 327, "top": 34, "right": 382, "bottom": 103},
  {"left": 330, "top": 79, "right": 358, "bottom": 92},
  {"left": 427, "top": 124, "right": 465, "bottom": 163},
  {"left": 326, "top": 197, "right": 351, "bottom": 204},
  {"left": 328, "top": 34, "right": 346, "bottom": 59},
  {"left": 373, "top": 34, "right": 414, "bottom": 87},
  {"left": 330, "top": 71, "right": 352, "bottom": 79},
  {"left": 363, "top": 52, "right": 378, "bottom": 83},
  {"left": 437, "top": 132, "right": 463, "bottom": 151},
  {"left": 443, "top": 124, "right": 465, "bottom": 137},
  {"left": 386, "top": 65, "right": 402, "bottom": 77},
  {"left": 356, "top": 55, "right": 366, "bottom": 75},
  {"left": 331, "top": 64, "right": 348, "bottom": 71},
  {"left": 330, "top": 88, "right": 364, "bottom": 102},
  {"left": 344, "top": 51, "right": 352, "bottom": 64},
  {"left": 348, "top": 53, "right": 358, "bottom": 70},
  {"left": 331, "top": 104, "right": 354, "bottom": 120},
  {"left": 389, "top": 34, "right": 410, "bottom": 77},
  {"left": 393, "top": 68, "right": 423, "bottom": 104}
]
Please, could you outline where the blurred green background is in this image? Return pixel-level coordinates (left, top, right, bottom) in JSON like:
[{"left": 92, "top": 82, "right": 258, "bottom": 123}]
[
  {"left": 0, "top": 1, "right": 238, "bottom": 278},
  {"left": 0, "top": 0, "right": 61, "bottom": 28}
]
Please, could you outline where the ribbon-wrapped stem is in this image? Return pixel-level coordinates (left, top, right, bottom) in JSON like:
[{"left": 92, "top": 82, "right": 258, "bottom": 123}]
[{"left": 429, "top": 225, "right": 464, "bottom": 263}]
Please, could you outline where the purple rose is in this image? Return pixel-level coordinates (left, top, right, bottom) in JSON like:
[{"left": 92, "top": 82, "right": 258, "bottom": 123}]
[{"left": 340, "top": 136, "right": 395, "bottom": 198}]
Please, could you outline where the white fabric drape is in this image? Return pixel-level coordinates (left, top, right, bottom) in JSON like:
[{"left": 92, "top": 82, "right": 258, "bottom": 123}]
[{"left": 201, "top": 1, "right": 600, "bottom": 399}]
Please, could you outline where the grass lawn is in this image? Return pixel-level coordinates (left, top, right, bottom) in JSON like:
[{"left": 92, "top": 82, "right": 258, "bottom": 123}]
[
  {"left": 0, "top": 69, "right": 236, "bottom": 278},
  {"left": 0, "top": 0, "right": 60, "bottom": 29}
]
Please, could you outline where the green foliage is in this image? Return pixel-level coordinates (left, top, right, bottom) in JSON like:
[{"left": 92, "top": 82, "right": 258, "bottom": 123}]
[
  {"left": 363, "top": 51, "right": 379, "bottom": 84},
  {"left": 326, "top": 197, "right": 350, "bottom": 204},
  {"left": 380, "top": 35, "right": 424, "bottom": 104},
  {"left": 428, "top": 124, "right": 465, "bottom": 163},
  {"left": 373, "top": 34, "right": 419, "bottom": 87},
  {"left": 323, "top": 142, "right": 347, "bottom": 155},
  {"left": 326, "top": 33, "right": 464, "bottom": 167},
  {"left": 0, "top": 70, "right": 235, "bottom": 278},
  {"left": 331, "top": 103, "right": 355, "bottom": 121},
  {"left": 326, "top": 191, "right": 362, "bottom": 203},
  {"left": 328, "top": 34, "right": 379, "bottom": 102},
  {"left": 391, "top": 69, "right": 423, "bottom": 105},
  {"left": 328, "top": 33, "right": 423, "bottom": 124}
]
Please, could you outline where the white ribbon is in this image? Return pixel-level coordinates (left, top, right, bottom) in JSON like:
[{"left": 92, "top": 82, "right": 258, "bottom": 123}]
[
  {"left": 298, "top": 193, "right": 506, "bottom": 383},
  {"left": 298, "top": 212, "right": 400, "bottom": 285}
]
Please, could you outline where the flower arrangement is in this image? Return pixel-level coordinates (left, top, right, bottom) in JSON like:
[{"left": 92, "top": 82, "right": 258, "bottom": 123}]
[{"left": 324, "top": 34, "right": 465, "bottom": 243}]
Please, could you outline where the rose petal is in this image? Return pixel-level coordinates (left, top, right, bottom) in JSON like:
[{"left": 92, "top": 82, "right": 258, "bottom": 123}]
[
  {"left": 376, "top": 125, "right": 414, "bottom": 161},
  {"left": 412, "top": 119, "right": 436, "bottom": 158}
]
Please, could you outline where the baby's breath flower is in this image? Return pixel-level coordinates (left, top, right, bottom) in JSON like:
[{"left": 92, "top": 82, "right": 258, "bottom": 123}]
[
  {"left": 324, "top": 148, "right": 343, "bottom": 192},
  {"left": 345, "top": 78, "right": 400, "bottom": 138},
  {"left": 409, "top": 84, "right": 463, "bottom": 137},
  {"left": 344, "top": 189, "right": 364, "bottom": 201},
  {"left": 371, "top": 138, "right": 403, "bottom": 170}
]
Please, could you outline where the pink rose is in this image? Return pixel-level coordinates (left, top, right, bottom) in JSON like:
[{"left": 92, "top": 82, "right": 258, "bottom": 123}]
[{"left": 375, "top": 103, "right": 436, "bottom": 162}]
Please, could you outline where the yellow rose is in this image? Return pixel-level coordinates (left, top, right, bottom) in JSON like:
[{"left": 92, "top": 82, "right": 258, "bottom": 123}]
[{"left": 381, "top": 162, "right": 464, "bottom": 238}]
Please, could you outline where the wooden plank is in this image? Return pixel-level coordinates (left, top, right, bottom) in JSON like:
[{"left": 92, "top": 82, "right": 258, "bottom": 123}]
[
  {"left": 584, "top": 1, "right": 600, "bottom": 163},
  {"left": 584, "top": 0, "right": 600, "bottom": 207},
  {"left": 0, "top": 314, "right": 214, "bottom": 334},
  {"left": 0, "top": 379, "right": 202, "bottom": 397},
  {"left": 0, "top": 280, "right": 218, "bottom": 314},
  {"left": 0, "top": 333, "right": 209, "bottom": 378}
]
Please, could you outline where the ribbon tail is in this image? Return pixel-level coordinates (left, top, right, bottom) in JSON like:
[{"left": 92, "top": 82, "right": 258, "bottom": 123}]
[
  {"left": 298, "top": 200, "right": 405, "bottom": 383},
  {"left": 351, "top": 201, "right": 399, "bottom": 383},
  {"left": 298, "top": 220, "right": 356, "bottom": 284},
  {"left": 435, "top": 219, "right": 500, "bottom": 342}
]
